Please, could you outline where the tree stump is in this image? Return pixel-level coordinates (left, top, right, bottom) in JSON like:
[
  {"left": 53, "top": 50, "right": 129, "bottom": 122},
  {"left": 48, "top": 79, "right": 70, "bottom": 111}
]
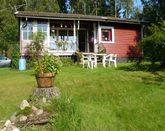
[{"left": 33, "top": 87, "right": 60, "bottom": 98}]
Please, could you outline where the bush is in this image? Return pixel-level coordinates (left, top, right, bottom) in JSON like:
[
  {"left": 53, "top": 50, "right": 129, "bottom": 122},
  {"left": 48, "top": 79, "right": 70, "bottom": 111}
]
[
  {"left": 50, "top": 96, "right": 82, "bottom": 131},
  {"left": 26, "top": 56, "right": 35, "bottom": 69},
  {"left": 60, "top": 57, "right": 74, "bottom": 66},
  {"left": 10, "top": 44, "right": 20, "bottom": 69},
  {"left": 140, "top": 21, "right": 165, "bottom": 67}
]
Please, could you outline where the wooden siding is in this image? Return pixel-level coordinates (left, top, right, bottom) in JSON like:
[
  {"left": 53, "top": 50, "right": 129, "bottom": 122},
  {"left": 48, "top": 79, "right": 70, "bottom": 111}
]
[{"left": 103, "top": 25, "right": 141, "bottom": 58}]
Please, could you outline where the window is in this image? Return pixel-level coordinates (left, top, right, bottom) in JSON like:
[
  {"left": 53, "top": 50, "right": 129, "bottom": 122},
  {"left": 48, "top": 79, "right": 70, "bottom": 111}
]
[
  {"left": 99, "top": 26, "right": 114, "bottom": 43},
  {"left": 102, "top": 29, "right": 112, "bottom": 41},
  {"left": 22, "top": 21, "right": 48, "bottom": 40},
  {"left": 22, "top": 21, "right": 33, "bottom": 40},
  {"left": 37, "top": 22, "right": 47, "bottom": 34}
]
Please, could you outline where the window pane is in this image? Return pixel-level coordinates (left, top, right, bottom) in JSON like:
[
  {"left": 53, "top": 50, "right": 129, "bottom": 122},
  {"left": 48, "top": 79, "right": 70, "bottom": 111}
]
[
  {"left": 101, "top": 29, "right": 112, "bottom": 41},
  {"left": 23, "top": 32, "right": 27, "bottom": 40},
  {"left": 37, "top": 22, "right": 47, "bottom": 32},
  {"left": 37, "top": 23, "right": 42, "bottom": 31},
  {"left": 43, "top": 26, "right": 47, "bottom": 32},
  {"left": 50, "top": 42, "right": 57, "bottom": 50},
  {"left": 27, "top": 23, "right": 33, "bottom": 31},
  {"left": 28, "top": 32, "right": 33, "bottom": 40},
  {"left": 22, "top": 24, "right": 27, "bottom": 31}
]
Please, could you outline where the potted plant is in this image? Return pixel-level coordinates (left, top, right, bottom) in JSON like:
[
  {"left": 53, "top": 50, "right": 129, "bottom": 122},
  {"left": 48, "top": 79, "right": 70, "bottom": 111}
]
[
  {"left": 35, "top": 54, "right": 62, "bottom": 88},
  {"left": 26, "top": 31, "right": 62, "bottom": 88}
]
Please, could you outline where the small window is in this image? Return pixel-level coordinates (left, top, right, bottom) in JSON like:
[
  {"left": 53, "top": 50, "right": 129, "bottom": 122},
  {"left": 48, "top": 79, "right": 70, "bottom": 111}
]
[{"left": 99, "top": 26, "right": 114, "bottom": 43}]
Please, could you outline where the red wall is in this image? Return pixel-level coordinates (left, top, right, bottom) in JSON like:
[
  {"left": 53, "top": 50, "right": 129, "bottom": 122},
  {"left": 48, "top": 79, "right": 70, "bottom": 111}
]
[{"left": 103, "top": 24, "right": 141, "bottom": 58}]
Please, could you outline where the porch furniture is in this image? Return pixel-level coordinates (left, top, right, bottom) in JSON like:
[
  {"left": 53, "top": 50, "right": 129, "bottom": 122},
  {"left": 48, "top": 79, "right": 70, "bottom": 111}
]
[
  {"left": 104, "top": 54, "right": 117, "bottom": 67},
  {"left": 94, "top": 53, "right": 107, "bottom": 68},
  {"left": 82, "top": 54, "right": 90, "bottom": 68},
  {"left": 82, "top": 53, "right": 97, "bottom": 69},
  {"left": 88, "top": 54, "right": 97, "bottom": 69}
]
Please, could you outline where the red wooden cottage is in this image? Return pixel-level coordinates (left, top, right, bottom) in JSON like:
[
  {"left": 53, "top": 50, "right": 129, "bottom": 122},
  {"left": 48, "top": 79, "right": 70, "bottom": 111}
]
[{"left": 15, "top": 11, "right": 144, "bottom": 62}]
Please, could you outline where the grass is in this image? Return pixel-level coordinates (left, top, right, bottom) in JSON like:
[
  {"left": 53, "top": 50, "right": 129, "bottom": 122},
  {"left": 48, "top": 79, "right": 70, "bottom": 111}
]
[{"left": 0, "top": 63, "right": 165, "bottom": 130}]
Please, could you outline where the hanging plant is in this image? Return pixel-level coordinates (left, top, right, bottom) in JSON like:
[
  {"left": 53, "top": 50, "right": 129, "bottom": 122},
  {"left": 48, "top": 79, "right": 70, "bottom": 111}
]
[{"left": 55, "top": 40, "right": 68, "bottom": 50}]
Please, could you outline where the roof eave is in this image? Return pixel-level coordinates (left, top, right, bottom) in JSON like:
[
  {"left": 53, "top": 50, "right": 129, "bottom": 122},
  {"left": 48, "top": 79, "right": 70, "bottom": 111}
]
[{"left": 15, "top": 11, "right": 146, "bottom": 25}]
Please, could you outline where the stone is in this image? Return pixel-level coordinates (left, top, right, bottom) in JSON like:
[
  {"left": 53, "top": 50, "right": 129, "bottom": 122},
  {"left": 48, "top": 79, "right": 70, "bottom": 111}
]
[
  {"left": 12, "top": 126, "right": 20, "bottom": 131},
  {"left": 0, "top": 127, "right": 6, "bottom": 131},
  {"left": 29, "top": 114, "right": 34, "bottom": 117},
  {"left": 20, "top": 100, "right": 30, "bottom": 110},
  {"left": 19, "top": 115, "right": 27, "bottom": 122},
  {"left": 32, "top": 106, "right": 38, "bottom": 112},
  {"left": 35, "top": 109, "right": 43, "bottom": 116},
  {"left": 10, "top": 112, "right": 17, "bottom": 122},
  {"left": 4, "top": 120, "right": 11, "bottom": 127}
]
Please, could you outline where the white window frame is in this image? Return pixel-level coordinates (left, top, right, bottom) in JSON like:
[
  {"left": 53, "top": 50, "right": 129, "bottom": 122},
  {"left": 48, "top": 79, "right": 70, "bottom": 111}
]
[{"left": 99, "top": 26, "right": 115, "bottom": 43}]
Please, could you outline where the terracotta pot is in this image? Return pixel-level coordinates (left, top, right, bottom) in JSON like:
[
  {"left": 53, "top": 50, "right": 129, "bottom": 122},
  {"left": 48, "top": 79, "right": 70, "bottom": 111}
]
[{"left": 36, "top": 73, "right": 55, "bottom": 88}]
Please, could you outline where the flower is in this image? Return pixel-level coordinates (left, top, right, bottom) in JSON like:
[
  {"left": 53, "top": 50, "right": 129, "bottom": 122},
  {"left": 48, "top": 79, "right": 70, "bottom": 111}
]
[
  {"left": 55, "top": 40, "right": 68, "bottom": 46},
  {"left": 55, "top": 40, "right": 68, "bottom": 50}
]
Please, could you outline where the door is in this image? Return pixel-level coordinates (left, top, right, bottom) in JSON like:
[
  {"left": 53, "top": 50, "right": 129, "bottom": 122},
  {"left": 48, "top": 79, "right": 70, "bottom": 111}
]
[{"left": 78, "top": 30, "right": 87, "bottom": 52}]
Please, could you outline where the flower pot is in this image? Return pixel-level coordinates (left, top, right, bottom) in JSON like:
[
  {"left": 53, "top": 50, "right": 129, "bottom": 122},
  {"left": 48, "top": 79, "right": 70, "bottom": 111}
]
[{"left": 36, "top": 73, "right": 55, "bottom": 88}]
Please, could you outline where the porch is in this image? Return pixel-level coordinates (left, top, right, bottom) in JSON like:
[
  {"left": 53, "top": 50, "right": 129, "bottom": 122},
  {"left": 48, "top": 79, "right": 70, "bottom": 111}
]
[{"left": 20, "top": 19, "right": 98, "bottom": 56}]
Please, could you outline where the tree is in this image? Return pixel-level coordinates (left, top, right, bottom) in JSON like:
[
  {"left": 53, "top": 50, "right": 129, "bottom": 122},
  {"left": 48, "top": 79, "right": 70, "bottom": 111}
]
[
  {"left": 0, "top": 0, "right": 20, "bottom": 56},
  {"left": 141, "top": 0, "right": 165, "bottom": 23},
  {"left": 25, "top": 0, "right": 59, "bottom": 12},
  {"left": 141, "top": 21, "right": 165, "bottom": 66},
  {"left": 0, "top": 10, "right": 18, "bottom": 56}
]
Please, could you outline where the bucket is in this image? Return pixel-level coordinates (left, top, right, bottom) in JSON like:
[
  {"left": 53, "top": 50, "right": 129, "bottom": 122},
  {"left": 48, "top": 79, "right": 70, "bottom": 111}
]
[{"left": 19, "top": 57, "right": 26, "bottom": 71}]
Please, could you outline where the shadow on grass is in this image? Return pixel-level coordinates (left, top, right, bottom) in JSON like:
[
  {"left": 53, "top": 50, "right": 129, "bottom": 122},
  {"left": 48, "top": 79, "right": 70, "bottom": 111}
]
[
  {"left": 118, "top": 62, "right": 165, "bottom": 73},
  {"left": 118, "top": 62, "right": 165, "bottom": 88},
  {"left": 140, "top": 75, "right": 165, "bottom": 88}
]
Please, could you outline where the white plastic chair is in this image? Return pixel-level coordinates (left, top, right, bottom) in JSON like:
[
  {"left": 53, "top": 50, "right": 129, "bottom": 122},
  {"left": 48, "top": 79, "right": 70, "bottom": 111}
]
[
  {"left": 82, "top": 55, "right": 90, "bottom": 68},
  {"left": 88, "top": 55, "right": 97, "bottom": 69},
  {"left": 82, "top": 54, "right": 97, "bottom": 69},
  {"left": 105, "top": 54, "right": 117, "bottom": 67}
]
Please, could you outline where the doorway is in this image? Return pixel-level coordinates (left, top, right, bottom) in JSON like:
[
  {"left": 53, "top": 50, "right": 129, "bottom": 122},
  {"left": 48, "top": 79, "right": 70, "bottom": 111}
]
[{"left": 78, "top": 30, "right": 87, "bottom": 52}]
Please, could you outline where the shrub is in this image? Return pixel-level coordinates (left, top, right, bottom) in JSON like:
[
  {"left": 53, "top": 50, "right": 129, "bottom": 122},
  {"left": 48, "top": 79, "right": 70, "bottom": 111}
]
[
  {"left": 10, "top": 44, "right": 20, "bottom": 69},
  {"left": 60, "top": 57, "right": 74, "bottom": 66},
  {"left": 140, "top": 21, "right": 165, "bottom": 67},
  {"left": 26, "top": 31, "right": 45, "bottom": 60}
]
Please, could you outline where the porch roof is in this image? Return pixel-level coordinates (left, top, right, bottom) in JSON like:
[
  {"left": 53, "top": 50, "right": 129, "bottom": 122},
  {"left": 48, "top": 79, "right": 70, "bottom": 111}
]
[{"left": 15, "top": 11, "right": 144, "bottom": 25}]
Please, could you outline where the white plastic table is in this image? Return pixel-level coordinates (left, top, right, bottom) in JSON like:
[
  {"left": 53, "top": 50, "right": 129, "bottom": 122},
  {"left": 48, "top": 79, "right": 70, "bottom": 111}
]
[
  {"left": 82, "top": 53, "right": 107, "bottom": 68},
  {"left": 93, "top": 53, "right": 107, "bottom": 68}
]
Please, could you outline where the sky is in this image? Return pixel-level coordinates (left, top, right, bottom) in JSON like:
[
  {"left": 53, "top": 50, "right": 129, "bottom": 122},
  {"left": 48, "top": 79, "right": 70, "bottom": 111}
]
[{"left": 134, "top": 0, "right": 143, "bottom": 10}]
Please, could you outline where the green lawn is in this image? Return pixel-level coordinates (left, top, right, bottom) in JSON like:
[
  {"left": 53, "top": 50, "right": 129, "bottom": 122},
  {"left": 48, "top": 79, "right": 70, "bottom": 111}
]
[{"left": 0, "top": 63, "right": 165, "bottom": 130}]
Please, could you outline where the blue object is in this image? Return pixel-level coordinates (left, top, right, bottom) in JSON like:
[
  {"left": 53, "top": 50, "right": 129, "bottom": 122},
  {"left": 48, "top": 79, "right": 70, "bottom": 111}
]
[{"left": 19, "top": 57, "right": 26, "bottom": 71}]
